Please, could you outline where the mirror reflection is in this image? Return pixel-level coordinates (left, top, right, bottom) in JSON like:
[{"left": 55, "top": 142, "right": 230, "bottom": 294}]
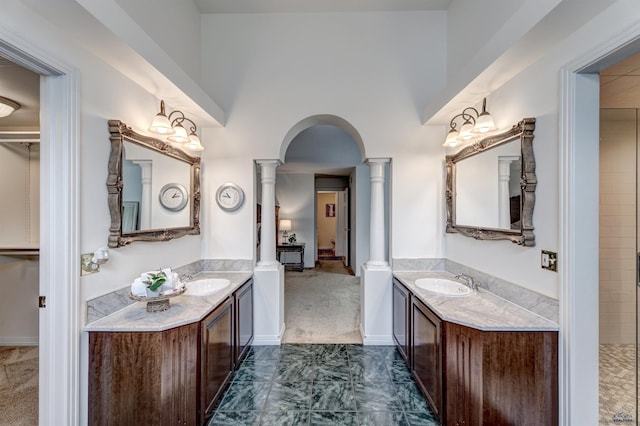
[
  {"left": 455, "top": 139, "right": 521, "bottom": 229},
  {"left": 107, "top": 120, "right": 201, "bottom": 248},
  {"left": 445, "top": 118, "right": 536, "bottom": 246},
  {"left": 121, "top": 141, "right": 191, "bottom": 232}
]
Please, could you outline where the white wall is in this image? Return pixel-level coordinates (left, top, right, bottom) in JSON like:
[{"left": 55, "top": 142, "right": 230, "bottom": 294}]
[
  {"left": 443, "top": 0, "right": 640, "bottom": 300},
  {"left": 0, "top": 1, "right": 202, "bottom": 310},
  {"left": 275, "top": 173, "right": 315, "bottom": 267},
  {"left": 317, "top": 192, "right": 336, "bottom": 249},
  {"left": 0, "top": 142, "right": 39, "bottom": 344},
  {"left": 200, "top": 11, "right": 447, "bottom": 265}
]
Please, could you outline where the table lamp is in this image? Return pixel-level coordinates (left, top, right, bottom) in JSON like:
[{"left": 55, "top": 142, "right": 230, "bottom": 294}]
[{"left": 279, "top": 219, "right": 292, "bottom": 244}]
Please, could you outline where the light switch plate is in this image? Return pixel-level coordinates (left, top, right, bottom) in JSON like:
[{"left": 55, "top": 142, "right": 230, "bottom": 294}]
[{"left": 541, "top": 250, "right": 558, "bottom": 272}]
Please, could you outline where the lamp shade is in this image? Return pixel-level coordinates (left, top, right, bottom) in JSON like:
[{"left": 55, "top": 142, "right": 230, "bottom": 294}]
[
  {"left": 167, "top": 122, "right": 190, "bottom": 144},
  {"left": 187, "top": 133, "right": 204, "bottom": 151},
  {"left": 0, "top": 96, "right": 21, "bottom": 118},
  {"left": 443, "top": 128, "right": 460, "bottom": 147},
  {"left": 148, "top": 100, "right": 175, "bottom": 135},
  {"left": 279, "top": 219, "right": 292, "bottom": 231}
]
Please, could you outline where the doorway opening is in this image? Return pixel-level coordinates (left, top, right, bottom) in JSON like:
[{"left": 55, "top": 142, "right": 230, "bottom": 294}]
[
  {"left": 277, "top": 116, "right": 367, "bottom": 344},
  {"left": 0, "top": 52, "right": 40, "bottom": 425}
]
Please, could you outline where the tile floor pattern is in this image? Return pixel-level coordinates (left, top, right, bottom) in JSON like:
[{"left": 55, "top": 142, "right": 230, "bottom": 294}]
[
  {"left": 599, "top": 344, "right": 637, "bottom": 425},
  {"left": 208, "top": 344, "right": 439, "bottom": 426}
]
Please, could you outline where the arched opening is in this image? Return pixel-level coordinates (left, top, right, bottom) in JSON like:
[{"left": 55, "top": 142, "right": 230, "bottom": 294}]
[{"left": 276, "top": 115, "right": 369, "bottom": 344}]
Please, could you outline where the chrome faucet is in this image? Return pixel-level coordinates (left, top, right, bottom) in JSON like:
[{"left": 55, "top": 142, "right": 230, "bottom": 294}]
[
  {"left": 455, "top": 273, "right": 478, "bottom": 291},
  {"left": 179, "top": 273, "right": 193, "bottom": 282}
]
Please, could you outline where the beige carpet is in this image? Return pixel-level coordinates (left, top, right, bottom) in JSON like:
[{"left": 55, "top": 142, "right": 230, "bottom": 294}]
[
  {"left": 0, "top": 346, "right": 38, "bottom": 426},
  {"left": 283, "top": 260, "right": 362, "bottom": 344}
]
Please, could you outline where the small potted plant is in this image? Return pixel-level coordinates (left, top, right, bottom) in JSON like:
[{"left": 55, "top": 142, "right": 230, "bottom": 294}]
[
  {"left": 143, "top": 271, "right": 167, "bottom": 297},
  {"left": 288, "top": 233, "right": 297, "bottom": 244}
]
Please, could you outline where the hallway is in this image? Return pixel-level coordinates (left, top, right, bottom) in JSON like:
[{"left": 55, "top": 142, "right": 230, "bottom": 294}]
[{"left": 282, "top": 260, "right": 361, "bottom": 344}]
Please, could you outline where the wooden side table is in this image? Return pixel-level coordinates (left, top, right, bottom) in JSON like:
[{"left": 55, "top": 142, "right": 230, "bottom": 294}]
[{"left": 276, "top": 243, "right": 305, "bottom": 271}]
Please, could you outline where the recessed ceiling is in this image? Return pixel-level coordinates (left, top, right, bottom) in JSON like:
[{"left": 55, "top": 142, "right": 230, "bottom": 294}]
[
  {"left": 0, "top": 54, "right": 40, "bottom": 131},
  {"left": 601, "top": 51, "right": 640, "bottom": 109},
  {"left": 195, "top": 0, "right": 450, "bottom": 14}
]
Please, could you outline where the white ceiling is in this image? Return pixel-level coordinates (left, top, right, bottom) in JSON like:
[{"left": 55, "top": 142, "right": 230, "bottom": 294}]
[{"left": 194, "top": 0, "right": 450, "bottom": 14}]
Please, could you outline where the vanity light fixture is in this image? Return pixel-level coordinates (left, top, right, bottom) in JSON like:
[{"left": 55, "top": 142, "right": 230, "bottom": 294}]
[
  {"left": 279, "top": 219, "right": 292, "bottom": 244},
  {"left": 443, "top": 98, "right": 498, "bottom": 148},
  {"left": 0, "top": 96, "right": 21, "bottom": 118},
  {"left": 149, "top": 100, "right": 204, "bottom": 151}
]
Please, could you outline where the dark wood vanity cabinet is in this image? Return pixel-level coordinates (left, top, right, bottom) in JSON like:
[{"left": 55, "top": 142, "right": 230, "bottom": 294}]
[
  {"left": 395, "top": 282, "right": 558, "bottom": 426},
  {"left": 88, "top": 278, "right": 254, "bottom": 426},
  {"left": 392, "top": 279, "right": 411, "bottom": 364},
  {"left": 234, "top": 279, "right": 254, "bottom": 365},
  {"left": 200, "top": 297, "right": 234, "bottom": 422},
  {"left": 411, "top": 296, "right": 443, "bottom": 421},
  {"left": 88, "top": 324, "right": 199, "bottom": 426}
]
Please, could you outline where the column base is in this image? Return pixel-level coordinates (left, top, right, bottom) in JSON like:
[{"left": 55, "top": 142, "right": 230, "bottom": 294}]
[
  {"left": 360, "top": 263, "right": 393, "bottom": 345},
  {"left": 253, "top": 264, "right": 284, "bottom": 344}
]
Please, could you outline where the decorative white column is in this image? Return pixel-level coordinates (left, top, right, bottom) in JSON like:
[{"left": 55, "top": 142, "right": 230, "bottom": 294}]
[
  {"left": 360, "top": 158, "right": 392, "bottom": 345},
  {"left": 257, "top": 160, "right": 280, "bottom": 267},
  {"left": 133, "top": 160, "right": 152, "bottom": 229},
  {"left": 254, "top": 160, "right": 285, "bottom": 345},
  {"left": 366, "top": 158, "right": 389, "bottom": 268},
  {"left": 498, "top": 156, "right": 519, "bottom": 229}
]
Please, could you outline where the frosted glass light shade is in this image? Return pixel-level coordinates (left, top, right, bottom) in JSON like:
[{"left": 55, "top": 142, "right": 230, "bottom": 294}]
[
  {"left": 0, "top": 96, "right": 21, "bottom": 118},
  {"left": 167, "top": 123, "right": 189, "bottom": 144},
  {"left": 148, "top": 100, "right": 175, "bottom": 135},
  {"left": 187, "top": 133, "right": 204, "bottom": 151},
  {"left": 472, "top": 112, "right": 498, "bottom": 134},
  {"left": 443, "top": 128, "right": 460, "bottom": 147},
  {"left": 457, "top": 120, "right": 475, "bottom": 141}
]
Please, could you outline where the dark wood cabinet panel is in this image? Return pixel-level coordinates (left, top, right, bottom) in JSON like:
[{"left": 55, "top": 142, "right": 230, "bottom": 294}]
[
  {"left": 411, "top": 297, "right": 443, "bottom": 422},
  {"left": 392, "top": 278, "right": 410, "bottom": 365},
  {"left": 234, "top": 279, "right": 254, "bottom": 365},
  {"left": 88, "top": 324, "right": 199, "bottom": 426},
  {"left": 394, "top": 282, "right": 558, "bottom": 426},
  {"left": 200, "top": 297, "right": 234, "bottom": 422}
]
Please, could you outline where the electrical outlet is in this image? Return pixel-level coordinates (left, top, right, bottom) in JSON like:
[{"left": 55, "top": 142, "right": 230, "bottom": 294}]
[{"left": 541, "top": 250, "right": 558, "bottom": 272}]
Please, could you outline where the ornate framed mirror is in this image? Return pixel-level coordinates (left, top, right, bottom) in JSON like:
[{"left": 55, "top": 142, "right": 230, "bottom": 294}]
[
  {"left": 107, "top": 120, "right": 201, "bottom": 248},
  {"left": 445, "top": 117, "right": 536, "bottom": 246}
]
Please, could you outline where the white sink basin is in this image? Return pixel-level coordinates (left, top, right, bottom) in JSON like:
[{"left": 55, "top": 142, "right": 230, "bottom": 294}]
[
  {"left": 415, "top": 278, "right": 472, "bottom": 297},
  {"left": 186, "top": 278, "right": 230, "bottom": 296}
]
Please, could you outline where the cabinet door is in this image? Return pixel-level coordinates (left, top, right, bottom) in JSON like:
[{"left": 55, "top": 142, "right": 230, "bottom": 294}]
[
  {"left": 411, "top": 297, "right": 442, "bottom": 422},
  {"left": 88, "top": 325, "right": 198, "bottom": 426},
  {"left": 443, "top": 322, "right": 482, "bottom": 426},
  {"left": 200, "top": 297, "right": 234, "bottom": 422},
  {"left": 235, "top": 279, "right": 254, "bottom": 365},
  {"left": 392, "top": 279, "right": 410, "bottom": 364}
]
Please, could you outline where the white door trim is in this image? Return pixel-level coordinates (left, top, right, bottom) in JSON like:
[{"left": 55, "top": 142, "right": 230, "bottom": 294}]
[
  {"left": 559, "top": 21, "right": 640, "bottom": 425},
  {"left": 0, "top": 32, "right": 80, "bottom": 426}
]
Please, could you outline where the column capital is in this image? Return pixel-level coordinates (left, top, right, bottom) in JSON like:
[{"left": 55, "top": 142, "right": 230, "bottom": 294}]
[
  {"left": 255, "top": 159, "right": 282, "bottom": 167},
  {"left": 366, "top": 158, "right": 390, "bottom": 165}
]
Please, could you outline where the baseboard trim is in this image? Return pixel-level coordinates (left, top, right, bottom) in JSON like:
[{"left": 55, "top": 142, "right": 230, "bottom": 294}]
[
  {"left": 0, "top": 337, "right": 38, "bottom": 346},
  {"left": 252, "top": 323, "right": 285, "bottom": 346},
  {"left": 360, "top": 325, "right": 393, "bottom": 346}
]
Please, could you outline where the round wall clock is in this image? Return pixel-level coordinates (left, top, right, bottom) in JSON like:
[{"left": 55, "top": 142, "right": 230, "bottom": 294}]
[
  {"left": 216, "top": 183, "right": 244, "bottom": 211},
  {"left": 159, "top": 183, "right": 189, "bottom": 211}
]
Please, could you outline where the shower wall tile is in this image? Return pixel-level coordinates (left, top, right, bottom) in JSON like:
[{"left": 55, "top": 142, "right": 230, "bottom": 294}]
[{"left": 599, "top": 117, "right": 637, "bottom": 344}]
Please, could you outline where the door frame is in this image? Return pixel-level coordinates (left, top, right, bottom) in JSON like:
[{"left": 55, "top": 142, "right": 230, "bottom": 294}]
[
  {"left": 0, "top": 35, "right": 80, "bottom": 426},
  {"left": 559, "top": 22, "right": 640, "bottom": 424}
]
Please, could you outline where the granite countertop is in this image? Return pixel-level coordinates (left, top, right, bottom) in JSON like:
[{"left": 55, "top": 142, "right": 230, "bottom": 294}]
[
  {"left": 393, "top": 271, "right": 558, "bottom": 332},
  {"left": 84, "top": 271, "right": 253, "bottom": 332}
]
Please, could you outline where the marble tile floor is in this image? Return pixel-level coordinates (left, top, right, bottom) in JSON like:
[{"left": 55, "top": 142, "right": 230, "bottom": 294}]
[
  {"left": 208, "top": 344, "right": 439, "bottom": 426},
  {"left": 599, "top": 344, "right": 637, "bottom": 425}
]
